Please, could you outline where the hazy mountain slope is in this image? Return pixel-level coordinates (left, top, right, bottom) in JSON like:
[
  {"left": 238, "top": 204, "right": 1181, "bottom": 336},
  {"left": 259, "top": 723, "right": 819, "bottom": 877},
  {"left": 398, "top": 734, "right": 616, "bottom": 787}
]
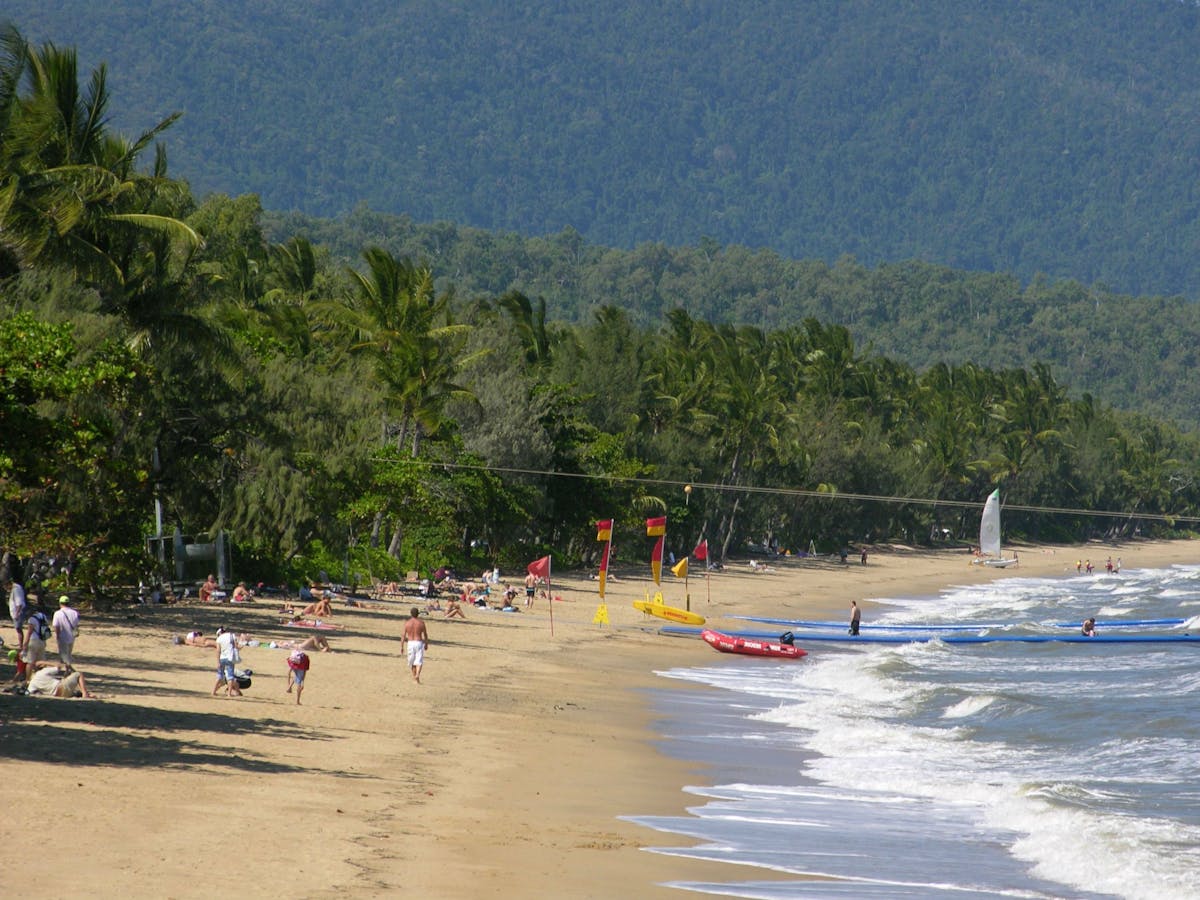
[{"left": 5, "top": 1, "right": 1200, "bottom": 297}]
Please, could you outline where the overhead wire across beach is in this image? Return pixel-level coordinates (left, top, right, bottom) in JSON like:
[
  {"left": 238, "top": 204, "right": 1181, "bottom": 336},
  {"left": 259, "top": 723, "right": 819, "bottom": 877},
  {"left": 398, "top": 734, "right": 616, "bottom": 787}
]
[{"left": 371, "top": 457, "right": 1200, "bottom": 526}]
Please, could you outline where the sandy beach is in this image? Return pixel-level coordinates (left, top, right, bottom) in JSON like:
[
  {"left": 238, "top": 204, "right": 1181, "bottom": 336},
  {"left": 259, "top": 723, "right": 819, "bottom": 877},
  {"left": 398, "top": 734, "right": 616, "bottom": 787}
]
[{"left": 1, "top": 538, "right": 1196, "bottom": 898}]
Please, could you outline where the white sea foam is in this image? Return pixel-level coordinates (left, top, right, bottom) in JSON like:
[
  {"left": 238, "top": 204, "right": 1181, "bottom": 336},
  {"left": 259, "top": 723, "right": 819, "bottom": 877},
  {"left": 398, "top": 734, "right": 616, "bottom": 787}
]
[
  {"left": 942, "top": 694, "right": 996, "bottom": 718},
  {"left": 643, "top": 563, "right": 1200, "bottom": 899}
]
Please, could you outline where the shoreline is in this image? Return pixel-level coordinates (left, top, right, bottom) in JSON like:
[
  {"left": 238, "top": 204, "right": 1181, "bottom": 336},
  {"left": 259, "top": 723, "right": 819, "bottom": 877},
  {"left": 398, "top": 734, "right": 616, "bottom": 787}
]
[{"left": 1, "top": 539, "right": 1196, "bottom": 897}]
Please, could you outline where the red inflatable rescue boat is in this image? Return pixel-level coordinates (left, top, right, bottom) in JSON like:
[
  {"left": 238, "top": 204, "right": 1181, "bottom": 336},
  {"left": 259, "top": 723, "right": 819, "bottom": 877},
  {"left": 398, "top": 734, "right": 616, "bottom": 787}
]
[{"left": 701, "top": 629, "right": 807, "bottom": 659}]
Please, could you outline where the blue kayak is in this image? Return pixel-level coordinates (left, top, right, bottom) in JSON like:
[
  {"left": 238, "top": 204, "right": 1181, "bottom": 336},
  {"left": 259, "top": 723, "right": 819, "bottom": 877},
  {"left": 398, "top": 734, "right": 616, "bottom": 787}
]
[
  {"left": 735, "top": 615, "right": 1187, "bottom": 632},
  {"left": 663, "top": 625, "right": 1200, "bottom": 645}
]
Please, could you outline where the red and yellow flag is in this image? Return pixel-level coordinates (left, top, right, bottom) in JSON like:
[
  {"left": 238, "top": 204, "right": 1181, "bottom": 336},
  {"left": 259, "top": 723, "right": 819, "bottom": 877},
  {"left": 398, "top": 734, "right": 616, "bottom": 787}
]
[
  {"left": 596, "top": 519, "right": 613, "bottom": 599},
  {"left": 646, "top": 516, "right": 667, "bottom": 584}
]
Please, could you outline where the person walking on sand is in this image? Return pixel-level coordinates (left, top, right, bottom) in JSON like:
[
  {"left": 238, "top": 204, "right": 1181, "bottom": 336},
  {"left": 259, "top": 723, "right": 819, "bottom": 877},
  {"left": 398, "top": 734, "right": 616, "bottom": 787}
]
[
  {"left": 849, "top": 600, "right": 861, "bottom": 636},
  {"left": 212, "top": 626, "right": 242, "bottom": 697},
  {"left": 402, "top": 607, "right": 429, "bottom": 684},
  {"left": 52, "top": 595, "right": 80, "bottom": 666},
  {"left": 6, "top": 577, "right": 28, "bottom": 655},
  {"left": 286, "top": 650, "right": 310, "bottom": 704}
]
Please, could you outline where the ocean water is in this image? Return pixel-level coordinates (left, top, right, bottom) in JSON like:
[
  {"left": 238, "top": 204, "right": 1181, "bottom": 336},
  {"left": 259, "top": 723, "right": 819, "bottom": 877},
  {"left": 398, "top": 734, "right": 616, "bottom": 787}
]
[{"left": 628, "top": 563, "right": 1200, "bottom": 899}]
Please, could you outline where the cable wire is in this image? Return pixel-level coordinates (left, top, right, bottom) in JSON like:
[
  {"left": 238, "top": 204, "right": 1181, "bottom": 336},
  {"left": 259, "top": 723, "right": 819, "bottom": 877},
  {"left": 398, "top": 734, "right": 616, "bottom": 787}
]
[{"left": 370, "top": 457, "right": 1200, "bottom": 525}]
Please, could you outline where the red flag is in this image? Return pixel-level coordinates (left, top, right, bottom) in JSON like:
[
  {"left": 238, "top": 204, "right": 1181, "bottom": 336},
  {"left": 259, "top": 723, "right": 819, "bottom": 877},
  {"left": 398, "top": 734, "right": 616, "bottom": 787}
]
[
  {"left": 527, "top": 555, "right": 551, "bottom": 579},
  {"left": 596, "top": 519, "right": 613, "bottom": 541},
  {"left": 646, "top": 516, "right": 666, "bottom": 536},
  {"left": 693, "top": 539, "right": 708, "bottom": 561}
]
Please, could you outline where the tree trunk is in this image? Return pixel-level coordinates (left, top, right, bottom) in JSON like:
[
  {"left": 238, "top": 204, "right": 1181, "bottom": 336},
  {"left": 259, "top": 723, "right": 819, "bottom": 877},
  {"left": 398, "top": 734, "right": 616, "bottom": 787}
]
[
  {"left": 719, "top": 496, "right": 742, "bottom": 562},
  {"left": 387, "top": 521, "right": 404, "bottom": 559}
]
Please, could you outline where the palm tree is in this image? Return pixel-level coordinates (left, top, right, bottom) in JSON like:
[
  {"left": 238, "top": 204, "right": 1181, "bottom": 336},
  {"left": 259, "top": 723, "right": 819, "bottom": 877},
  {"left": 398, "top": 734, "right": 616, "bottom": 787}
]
[
  {"left": 321, "top": 247, "right": 478, "bottom": 556},
  {"left": 0, "top": 28, "right": 197, "bottom": 287}
]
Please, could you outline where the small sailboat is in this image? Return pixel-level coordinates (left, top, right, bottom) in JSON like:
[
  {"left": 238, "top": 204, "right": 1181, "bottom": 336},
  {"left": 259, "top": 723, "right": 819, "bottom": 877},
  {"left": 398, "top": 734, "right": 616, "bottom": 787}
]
[{"left": 976, "top": 489, "right": 1019, "bottom": 567}]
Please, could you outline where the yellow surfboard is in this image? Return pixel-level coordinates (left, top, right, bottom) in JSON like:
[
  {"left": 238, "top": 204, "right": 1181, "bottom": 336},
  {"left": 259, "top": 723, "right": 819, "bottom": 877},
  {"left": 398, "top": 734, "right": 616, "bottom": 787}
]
[{"left": 633, "top": 599, "right": 706, "bottom": 626}]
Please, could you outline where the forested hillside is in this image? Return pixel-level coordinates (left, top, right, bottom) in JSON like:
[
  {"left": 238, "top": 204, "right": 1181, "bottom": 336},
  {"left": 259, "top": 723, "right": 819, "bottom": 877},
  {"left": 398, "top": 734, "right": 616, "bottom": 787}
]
[
  {"left": 5, "top": 26, "right": 1200, "bottom": 594},
  {"left": 263, "top": 208, "right": 1200, "bottom": 431},
  {"left": 6, "top": 1, "right": 1200, "bottom": 298}
]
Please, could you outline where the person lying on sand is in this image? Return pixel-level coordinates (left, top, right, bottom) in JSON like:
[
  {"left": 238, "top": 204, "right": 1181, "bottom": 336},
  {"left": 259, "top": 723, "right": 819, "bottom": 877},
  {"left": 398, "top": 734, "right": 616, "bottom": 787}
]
[
  {"left": 175, "top": 631, "right": 218, "bottom": 648},
  {"left": 346, "top": 597, "right": 386, "bottom": 610},
  {"left": 270, "top": 634, "right": 333, "bottom": 652},
  {"left": 174, "top": 631, "right": 253, "bottom": 648},
  {"left": 25, "top": 660, "right": 93, "bottom": 698},
  {"left": 279, "top": 616, "right": 342, "bottom": 629}
]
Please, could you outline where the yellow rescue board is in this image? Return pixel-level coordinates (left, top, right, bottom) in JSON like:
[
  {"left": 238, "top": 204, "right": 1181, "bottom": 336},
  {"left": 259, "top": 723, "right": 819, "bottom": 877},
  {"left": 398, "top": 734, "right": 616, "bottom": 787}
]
[{"left": 633, "top": 600, "right": 706, "bottom": 626}]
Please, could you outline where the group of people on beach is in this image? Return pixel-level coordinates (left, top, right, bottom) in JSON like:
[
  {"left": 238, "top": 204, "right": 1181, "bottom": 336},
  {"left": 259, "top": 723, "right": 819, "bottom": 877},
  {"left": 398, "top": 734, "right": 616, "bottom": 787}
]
[
  {"left": 1075, "top": 557, "right": 1120, "bottom": 575},
  {"left": 5, "top": 577, "right": 90, "bottom": 698}
]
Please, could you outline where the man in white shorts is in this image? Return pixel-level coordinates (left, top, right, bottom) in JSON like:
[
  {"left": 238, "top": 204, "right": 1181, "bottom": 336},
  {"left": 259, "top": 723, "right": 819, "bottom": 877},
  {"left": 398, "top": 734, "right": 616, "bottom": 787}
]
[{"left": 402, "top": 607, "right": 429, "bottom": 684}]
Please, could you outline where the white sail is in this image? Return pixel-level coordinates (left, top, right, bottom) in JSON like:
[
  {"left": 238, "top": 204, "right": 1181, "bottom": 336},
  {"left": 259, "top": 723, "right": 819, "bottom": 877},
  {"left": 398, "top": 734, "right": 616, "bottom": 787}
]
[
  {"left": 980, "top": 489, "right": 1002, "bottom": 558},
  {"left": 978, "top": 489, "right": 1018, "bottom": 567}
]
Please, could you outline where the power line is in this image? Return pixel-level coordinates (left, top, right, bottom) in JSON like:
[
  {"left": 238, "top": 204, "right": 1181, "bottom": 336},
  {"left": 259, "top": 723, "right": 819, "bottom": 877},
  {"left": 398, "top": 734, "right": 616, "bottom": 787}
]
[{"left": 371, "top": 456, "right": 1200, "bottom": 525}]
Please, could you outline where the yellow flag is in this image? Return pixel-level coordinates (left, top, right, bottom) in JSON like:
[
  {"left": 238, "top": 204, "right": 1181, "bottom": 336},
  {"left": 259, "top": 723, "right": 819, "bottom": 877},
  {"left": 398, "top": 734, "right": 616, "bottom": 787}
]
[
  {"left": 592, "top": 603, "right": 609, "bottom": 626},
  {"left": 671, "top": 557, "right": 689, "bottom": 578}
]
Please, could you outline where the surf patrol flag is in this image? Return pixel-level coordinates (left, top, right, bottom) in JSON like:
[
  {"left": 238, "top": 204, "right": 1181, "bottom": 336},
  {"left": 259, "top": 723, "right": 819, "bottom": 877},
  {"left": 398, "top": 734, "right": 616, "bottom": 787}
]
[{"left": 596, "top": 519, "right": 613, "bottom": 599}]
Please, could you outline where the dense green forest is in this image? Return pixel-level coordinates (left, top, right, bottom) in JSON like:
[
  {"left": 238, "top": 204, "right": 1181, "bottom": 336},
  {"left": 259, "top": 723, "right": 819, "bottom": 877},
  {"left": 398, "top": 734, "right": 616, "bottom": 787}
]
[
  {"left": 5, "top": 2, "right": 1200, "bottom": 298},
  {"left": 3, "top": 28, "right": 1200, "bottom": 595},
  {"left": 263, "top": 207, "right": 1200, "bottom": 431}
]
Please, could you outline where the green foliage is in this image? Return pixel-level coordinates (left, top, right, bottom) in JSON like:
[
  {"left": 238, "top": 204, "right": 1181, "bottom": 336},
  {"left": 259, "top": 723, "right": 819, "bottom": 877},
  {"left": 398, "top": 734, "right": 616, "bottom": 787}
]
[
  {"left": 0, "top": 312, "right": 152, "bottom": 580},
  {"left": 6, "top": 23, "right": 1200, "bottom": 594}
]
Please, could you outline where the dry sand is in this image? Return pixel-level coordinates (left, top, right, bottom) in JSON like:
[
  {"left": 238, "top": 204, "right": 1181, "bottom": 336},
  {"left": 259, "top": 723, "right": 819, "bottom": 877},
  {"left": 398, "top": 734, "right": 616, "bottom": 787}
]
[{"left": 1, "top": 539, "right": 1196, "bottom": 898}]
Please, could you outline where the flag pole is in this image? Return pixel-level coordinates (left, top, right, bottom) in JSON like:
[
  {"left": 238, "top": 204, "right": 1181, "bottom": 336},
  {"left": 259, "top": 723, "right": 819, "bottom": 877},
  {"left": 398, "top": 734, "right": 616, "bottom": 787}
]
[{"left": 547, "top": 555, "right": 554, "bottom": 637}]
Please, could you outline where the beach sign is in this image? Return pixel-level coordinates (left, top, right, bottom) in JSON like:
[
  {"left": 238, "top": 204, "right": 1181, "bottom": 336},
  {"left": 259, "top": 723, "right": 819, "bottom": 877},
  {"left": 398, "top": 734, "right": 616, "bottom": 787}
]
[{"left": 592, "top": 603, "right": 609, "bottom": 626}]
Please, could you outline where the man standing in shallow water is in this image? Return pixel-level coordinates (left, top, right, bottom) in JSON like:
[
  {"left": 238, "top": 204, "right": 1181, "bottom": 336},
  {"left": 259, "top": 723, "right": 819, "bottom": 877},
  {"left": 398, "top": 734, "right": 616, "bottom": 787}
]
[{"left": 402, "top": 607, "right": 429, "bottom": 684}]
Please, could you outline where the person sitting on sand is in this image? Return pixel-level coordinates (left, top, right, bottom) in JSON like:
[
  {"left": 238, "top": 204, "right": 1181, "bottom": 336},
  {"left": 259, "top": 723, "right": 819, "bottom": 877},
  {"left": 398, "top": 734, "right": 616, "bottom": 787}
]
[
  {"left": 198, "top": 574, "right": 218, "bottom": 603},
  {"left": 302, "top": 595, "right": 333, "bottom": 617},
  {"left": 278, "top": 593, "right": 334, "bottom": 618},
  {"left": 26, "top": 660, "right": 93, "bottom": 698},
  {"left": 231, "top": 582, "right": 252, "bottom": 603},
  {"left": 444, "top": 597, "right": 466, "bottom": 619}
]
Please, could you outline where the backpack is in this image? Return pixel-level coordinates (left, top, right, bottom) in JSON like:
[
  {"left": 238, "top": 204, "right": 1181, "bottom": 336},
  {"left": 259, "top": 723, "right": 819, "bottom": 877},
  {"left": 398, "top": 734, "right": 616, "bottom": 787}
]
[{"left": 32, "top": 613, "right": 51, "bottom": 641}]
